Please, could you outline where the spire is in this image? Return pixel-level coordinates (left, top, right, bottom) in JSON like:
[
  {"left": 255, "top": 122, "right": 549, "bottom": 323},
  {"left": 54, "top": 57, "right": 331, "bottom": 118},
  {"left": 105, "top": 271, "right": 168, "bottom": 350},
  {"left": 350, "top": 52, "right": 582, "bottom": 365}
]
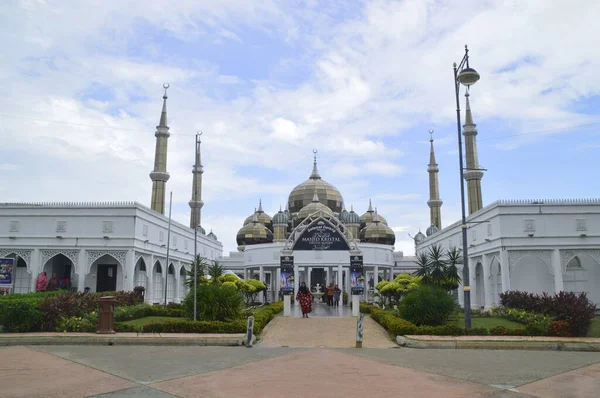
[
  {"left": 149, "top": 83, "right": 171, "bottom": 215},
  {"left": 159, "top": 83, "right": 169, "bottom": 127},
  {"left": 251, "top": 211, "right": 259, "bottom": 223},
  {"left": 367, "top": 199, "right": 374, "bottom": 213},
  {"left": 312, "top": 189, "right": 320, "bottom": 203},
  {"left": 427, "top": 129, "right": 442, "bottom": 229},
  {"left": 310, "top": 149, "right": 321, "bottom": 179},
  {"left": 373, "top": 209, "right": 380, "bottom": 223},
  {"left": 464, "top": 90, "right": 475, "bottom": 126},
  {"left": 258, "top": 199, "right": 264, "bottom": 213},
  {"left": 189, "top": 132, "right": 204, "bottom": 229},
  {"left": 350, "top": 204, "right": 354, "bottom": 212},
  {"left": 462, "top": 89, "right": 484, "bottom": 214}
]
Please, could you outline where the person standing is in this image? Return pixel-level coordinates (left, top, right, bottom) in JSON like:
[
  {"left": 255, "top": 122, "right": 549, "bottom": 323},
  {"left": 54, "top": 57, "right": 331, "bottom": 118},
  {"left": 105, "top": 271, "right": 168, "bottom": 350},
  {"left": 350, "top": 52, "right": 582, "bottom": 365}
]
[
  {"left": 327, "top": 283, "right": 335, "bottom": 306},
  {"left": 296, "top": 282, "right": 312, "bottom": 318},
  {"left": 333, "top": 285, "right": 341, "bottom": 307},
  {"left": 36, "top": 272, "right": 47, "bottom": 292}
]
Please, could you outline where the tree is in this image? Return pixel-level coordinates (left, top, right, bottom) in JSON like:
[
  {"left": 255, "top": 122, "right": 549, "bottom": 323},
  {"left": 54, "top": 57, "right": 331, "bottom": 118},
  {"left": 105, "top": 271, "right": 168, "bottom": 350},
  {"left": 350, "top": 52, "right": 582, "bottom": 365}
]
[
  {"left": 415, "top": 245, "right": 461, "bottom": 291},
  {"left": 375, "top": 274, "right": 421, "bottom": 308},
  {"left": 207, "top": 261, "right": 225, "bottom": 285},
  {"left": 185, "top": 255, "right": 208, "bottom": 287}
]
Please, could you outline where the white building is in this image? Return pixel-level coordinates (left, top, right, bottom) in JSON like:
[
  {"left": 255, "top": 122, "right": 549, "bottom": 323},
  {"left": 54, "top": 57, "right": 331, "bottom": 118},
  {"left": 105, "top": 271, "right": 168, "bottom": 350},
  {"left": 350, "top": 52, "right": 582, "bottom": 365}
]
[
  {"left": 414, "top": 93, "right": 600, "bottom": 309},
  {"left": 0, "top": 85, "right": 223, "bottom": 303}
]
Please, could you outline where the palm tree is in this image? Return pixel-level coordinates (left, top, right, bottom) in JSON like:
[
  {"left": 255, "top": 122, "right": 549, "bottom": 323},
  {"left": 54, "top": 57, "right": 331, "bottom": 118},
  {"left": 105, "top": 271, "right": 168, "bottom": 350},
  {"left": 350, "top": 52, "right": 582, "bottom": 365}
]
[
  {"left": 444, "top": 247, "right": 462, "bottom": 291},
  {"left": 186, "top": 255, "right": 208, "bottom": 287},
  {"left": 207, "top": 261, "right": 225, "bottom": 285},
  {"left": 414, "top": 245, "right": 462, "bottom": 291}
]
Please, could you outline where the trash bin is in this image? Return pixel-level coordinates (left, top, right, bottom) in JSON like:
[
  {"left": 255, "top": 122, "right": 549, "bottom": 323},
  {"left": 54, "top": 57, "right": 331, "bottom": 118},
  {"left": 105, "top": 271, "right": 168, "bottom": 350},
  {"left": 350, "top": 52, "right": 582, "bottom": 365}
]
[{"left": 97, "top": 296, "right": 117, "bottom": 334}]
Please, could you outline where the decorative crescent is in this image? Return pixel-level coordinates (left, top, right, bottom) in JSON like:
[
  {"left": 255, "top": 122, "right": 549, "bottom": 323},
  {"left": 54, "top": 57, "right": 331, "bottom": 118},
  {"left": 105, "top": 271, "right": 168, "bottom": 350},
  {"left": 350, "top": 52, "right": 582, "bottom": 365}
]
[
  {"left": 313, "top": 149, "right": 318, "bottom": 154},
  {"left": 163, "top": 82, "right": 170, "bottom": 89}
]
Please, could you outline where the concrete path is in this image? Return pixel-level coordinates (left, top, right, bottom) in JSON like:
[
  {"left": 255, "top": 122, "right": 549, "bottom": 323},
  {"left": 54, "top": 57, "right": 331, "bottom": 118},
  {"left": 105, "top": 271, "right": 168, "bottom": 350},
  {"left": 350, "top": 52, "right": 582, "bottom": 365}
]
[
  {"left": 259, "top": 316, "right": 394, "bottom": 348},
  {"left": 3, "top": 345, "right": 600, "bottom": 397}
]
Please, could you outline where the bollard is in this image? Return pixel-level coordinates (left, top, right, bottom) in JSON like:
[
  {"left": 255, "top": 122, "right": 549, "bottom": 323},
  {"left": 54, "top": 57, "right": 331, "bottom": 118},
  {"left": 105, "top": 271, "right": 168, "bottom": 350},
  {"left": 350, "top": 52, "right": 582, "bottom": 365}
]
[
  {"left": 356, "top": 312, "right": 364, "bottom": 348},
  {"left": 97, "top": 296, "right": 117, "bottom": 334},
  {"left": 246, "top": 316, "right": 255, "bottom": 348}
]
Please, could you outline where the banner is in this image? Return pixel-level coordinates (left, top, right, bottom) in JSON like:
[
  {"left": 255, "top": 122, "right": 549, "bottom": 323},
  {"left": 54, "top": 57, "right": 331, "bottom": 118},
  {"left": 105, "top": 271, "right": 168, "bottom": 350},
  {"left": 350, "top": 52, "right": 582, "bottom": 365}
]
[
  {"left": 0, "top": 258, "right": 14, "bottom": 286},
  {"left": 350, "top": 255, "right": 364, "bottom": 295},
  {"left": 279, "top": 256, "right": 295, "bottom": 295},
  {"left": 292, "top": 219, "right": 350, "bottom": 251}
]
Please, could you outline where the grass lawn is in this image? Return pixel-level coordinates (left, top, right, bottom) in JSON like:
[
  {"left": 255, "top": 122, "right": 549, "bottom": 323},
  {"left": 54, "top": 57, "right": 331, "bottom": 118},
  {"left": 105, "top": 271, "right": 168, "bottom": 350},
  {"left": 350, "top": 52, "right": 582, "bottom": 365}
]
[
  {"left": 453, "top": 316, "right": 522, "bottom": 329},
  {"left": 588, "top": 317, "right": 600, "bottom": 337},
  {"left": 122, "top": 316, "right": 183, "bottom": 328}
]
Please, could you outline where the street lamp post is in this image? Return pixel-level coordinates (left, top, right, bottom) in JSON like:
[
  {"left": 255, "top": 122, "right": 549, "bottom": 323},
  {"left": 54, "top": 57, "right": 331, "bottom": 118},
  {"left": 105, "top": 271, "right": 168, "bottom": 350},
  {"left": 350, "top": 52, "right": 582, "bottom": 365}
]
[{"left": 453, "top": 45, "right": 480, "bottom": 329}]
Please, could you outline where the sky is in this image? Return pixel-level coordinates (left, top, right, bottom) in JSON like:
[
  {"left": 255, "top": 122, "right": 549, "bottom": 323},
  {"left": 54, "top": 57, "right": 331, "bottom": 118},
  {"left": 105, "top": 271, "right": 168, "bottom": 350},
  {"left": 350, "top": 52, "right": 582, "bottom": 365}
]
[{"left": 1, "top": 0, "right": 600, "bottom": 256}]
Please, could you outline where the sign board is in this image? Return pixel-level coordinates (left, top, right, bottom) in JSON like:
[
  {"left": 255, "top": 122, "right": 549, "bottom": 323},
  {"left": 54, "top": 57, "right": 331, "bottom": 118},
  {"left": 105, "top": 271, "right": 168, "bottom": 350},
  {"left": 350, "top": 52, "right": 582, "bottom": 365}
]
[
  {"left": 279, "top": 256, "right": 295, "bottom": 295},
  {"left": 0, "top": 258, "right": 14, "bottom": 286},
  {"left": 350, "top": 255, "right": 364, "bottom": 295},
  {"left": 292, "top": 218, "right": 350, "bottom": 251}
]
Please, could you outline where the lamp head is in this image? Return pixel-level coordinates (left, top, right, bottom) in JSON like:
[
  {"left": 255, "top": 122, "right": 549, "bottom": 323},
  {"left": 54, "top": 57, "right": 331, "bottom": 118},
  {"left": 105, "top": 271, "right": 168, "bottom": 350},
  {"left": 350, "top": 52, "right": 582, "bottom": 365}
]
[{"left": 457, "top": 67, "right": 480, "bottom": 87}]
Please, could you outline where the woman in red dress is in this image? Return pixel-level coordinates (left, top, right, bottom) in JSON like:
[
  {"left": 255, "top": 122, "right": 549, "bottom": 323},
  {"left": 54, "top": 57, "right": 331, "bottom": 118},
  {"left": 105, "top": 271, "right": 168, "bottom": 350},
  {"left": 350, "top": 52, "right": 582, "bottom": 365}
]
[{"left": 296, "top": 282, "right": 312, "bottom": 318}]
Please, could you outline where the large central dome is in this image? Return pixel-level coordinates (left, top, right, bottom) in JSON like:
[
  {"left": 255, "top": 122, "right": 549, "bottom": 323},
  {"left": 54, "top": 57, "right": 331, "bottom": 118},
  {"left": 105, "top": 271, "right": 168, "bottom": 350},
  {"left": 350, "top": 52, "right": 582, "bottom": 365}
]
[{"left": 287, "top": 155, "right": 344, "bottom": 214}]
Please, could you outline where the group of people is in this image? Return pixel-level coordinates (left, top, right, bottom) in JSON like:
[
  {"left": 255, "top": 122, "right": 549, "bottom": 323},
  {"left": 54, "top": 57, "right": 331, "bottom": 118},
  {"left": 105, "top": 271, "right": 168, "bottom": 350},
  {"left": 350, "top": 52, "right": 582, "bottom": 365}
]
[
  {"left": 296, "top": 282, "right": 342, "bottom": 318},
  {"left": 35, "top": 271, "right": 71, "bottom": 292}
]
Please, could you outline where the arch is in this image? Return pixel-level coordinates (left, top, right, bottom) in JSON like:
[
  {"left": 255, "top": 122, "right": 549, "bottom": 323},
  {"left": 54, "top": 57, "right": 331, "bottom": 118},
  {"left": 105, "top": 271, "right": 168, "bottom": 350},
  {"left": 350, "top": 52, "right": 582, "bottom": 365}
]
[
  {"left": 134, "top": 257, "right": 147, "bottom": 290},
  {"left": 179, "top": 265, "right": 188, "bottom": 301},
  {"left": 43, "top": 253, "right": 76, "bottom": 291},
  {"left": 474, "top": 262, "right": 485, "bottom": 309},
  {"left": 284, "top": 213, "right": 359, "bottom": 251},
  {"left": 489, "top": 257, "right": 502, "bottom": 306},
  {"left": 563, "top": 253, "right": 600, "bottom": 305},
  {"left": 167, "top": 263, "right": 176, "bottom": 302},
  {"left": 0, "top": 250, "right": 32, "bottom": 273},
  {"left": 88, "top": 254, "right": 123, "bottom": 293},
  {"left": 9, "top": 256, "right": 31, "bottom": 294},
  {"left": 152, "top": 261, "right": 164, "bottom": 303},
  {"left": 510, "top": 254, "right": 554, "bottom": 295}
]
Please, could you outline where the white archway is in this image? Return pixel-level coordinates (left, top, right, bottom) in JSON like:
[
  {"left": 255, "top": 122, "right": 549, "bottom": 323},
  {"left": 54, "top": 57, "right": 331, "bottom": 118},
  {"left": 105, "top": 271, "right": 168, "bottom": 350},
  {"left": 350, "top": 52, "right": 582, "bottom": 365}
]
[
  {"left": 3, "top": 253, "right": 30, "bottom": 294},
  {"left": 474, "top": 262, "right": 485, "bottom": 309},
  {"left": 489, "top": 257, "right": 502, "bottom": 306},
  {"left": 43, "top": 253, "right": 76, "bottom": 291},
  {"left": 134, "top": 258, "right": 147, "bottom": 290},
  {"left": 511, "top": 254, "right": 554, "bottom": 294},
  {"left": 153, "top": 261, "right": 164, "bottom": 303},
  {"left": 167, "top": 263, "right": 175, "bottom": 303},
  {"left": 87, "top": 254, "right": 124, "bottom": 293},
  {"left": 563, "top": 254, "right": 600, "bottom": 305},
  {"left": 179, "top": 265, "right": 188, "bottom": 301}
]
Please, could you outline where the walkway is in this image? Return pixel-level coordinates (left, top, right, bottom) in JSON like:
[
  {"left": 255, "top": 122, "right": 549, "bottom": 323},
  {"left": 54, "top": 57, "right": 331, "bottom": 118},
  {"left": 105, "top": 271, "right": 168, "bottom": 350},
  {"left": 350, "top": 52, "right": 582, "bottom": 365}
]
[
  {"left": 261, "top": 304, "right": 394, "bottom": 348},
  {"left": 3, "top": 345, "right": 600, "bottom": 397}
]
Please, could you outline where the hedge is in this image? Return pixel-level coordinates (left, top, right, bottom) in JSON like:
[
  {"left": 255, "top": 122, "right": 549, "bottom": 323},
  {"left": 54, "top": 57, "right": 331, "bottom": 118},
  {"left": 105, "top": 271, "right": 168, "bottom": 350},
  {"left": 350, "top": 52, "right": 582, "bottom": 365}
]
[{"left": 141, "top": 301, "right": 284, "bottom": 334}]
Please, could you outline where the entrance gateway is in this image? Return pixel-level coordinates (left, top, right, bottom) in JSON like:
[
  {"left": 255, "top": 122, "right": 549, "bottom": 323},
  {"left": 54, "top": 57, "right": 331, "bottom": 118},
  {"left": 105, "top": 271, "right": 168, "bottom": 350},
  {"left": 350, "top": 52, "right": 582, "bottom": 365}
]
[{"left": 280, "top": 212, "right": 365, "bottom": 316}]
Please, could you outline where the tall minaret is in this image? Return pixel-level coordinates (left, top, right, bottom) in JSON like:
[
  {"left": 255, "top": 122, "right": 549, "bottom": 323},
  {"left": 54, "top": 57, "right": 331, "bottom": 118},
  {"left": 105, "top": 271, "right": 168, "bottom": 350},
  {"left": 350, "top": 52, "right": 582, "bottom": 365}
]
[
  {"left": 149, "top": 83, "right": 171, "bottom": 214},
  {"left": 189, "top": 133, "right": 204, "bottom": 229},
  {"left": 463, "top": 90, "right": 484, "bottom": 214},
  {"left": 427, "top": 129, "right": 443, "bottom": 229}
]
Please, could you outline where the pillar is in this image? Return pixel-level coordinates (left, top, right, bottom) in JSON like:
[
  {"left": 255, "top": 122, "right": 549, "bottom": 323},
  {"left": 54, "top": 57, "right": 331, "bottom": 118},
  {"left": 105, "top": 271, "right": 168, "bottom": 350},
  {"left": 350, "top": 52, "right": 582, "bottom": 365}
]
[
  {"left": 126, "top": 250, "right": 135, "bottom": 291},
  {"left": 77, "top": 249, "right": 86, "bottom": 293},
  {"left": 243, "top": 268, "right": 248, "bottom": 280},
  {"left": 499, "top": 249, "right": 511, "bottom": 293},
  {"left": 259, "top": 265, "right": 264, "bottom": 303},
  {"left": 482, "top": 253, "right": 492, "bottom": 310},
  {"left": 552, "top": 249, "right": 564, "bottom": 293},
  {"left": 374, "top": 265, "right": 379, "bottom": 303},
  {"left": 457, "top": 264, "right": 464, "bottom": 306},
  {"left": 293, "top": 263, "right": 299, "bottom": 305},
  {"left": 276, "top": 267, "right": 281, "bottom": 302},
  {"left": 307, "top": 267, "right": 312, "bottom": 290},
  {"left": 337, "top": 263, "right": 343, "bottom": 289},
  {"left": 30, "top": 249, "right": 41, "bottom": 292}
]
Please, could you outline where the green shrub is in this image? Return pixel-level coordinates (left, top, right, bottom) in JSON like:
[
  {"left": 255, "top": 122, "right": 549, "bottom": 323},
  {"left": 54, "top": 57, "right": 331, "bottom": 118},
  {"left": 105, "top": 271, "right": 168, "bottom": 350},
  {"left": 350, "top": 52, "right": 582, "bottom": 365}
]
[
  {"left": 0, "top": 299, "right": 43, "bottom": 332},
  {"left": 183, "top": 284, "right": 243, "bottom": 321},
  {"left": 143, "top": 320, "right": 247, "bottom": 333},
  {"left": 464, "top": 327, "right": 490, "bottom": 336},
  {"left": 369, "top": 307, "right": 417, "bottom": 335},
  {"left": 547, "top": 320, "right": 571, "bottom": 337},
  {"left": 114, "top": 322, "right": 141, "bottom": 333},
  {"left": 114, "top": 304, "right": 151, "bottom": 322},
  {"left": 396, "top": 286, "right": 456, "bottom": 326},
  {"left": 218, "top": 274, "right": 239, "bottom": 284},
  {"left": 147, "top": 305, "right": 184, "bottom": 318},
  {"left": 492, "top": 307, "right": 553, "bottom": 330},
  {"left": 252, "top": 302, "right": 283, "bottom": 334},
  {"left": 55, "top": 315, "right": 96, "bottom": 333}
]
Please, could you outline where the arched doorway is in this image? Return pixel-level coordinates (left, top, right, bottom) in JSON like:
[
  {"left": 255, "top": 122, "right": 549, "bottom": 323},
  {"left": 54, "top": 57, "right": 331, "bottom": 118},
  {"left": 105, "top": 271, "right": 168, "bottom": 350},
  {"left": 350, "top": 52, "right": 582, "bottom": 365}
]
[
  {"left": 564, "top": 254, "right": 600, "bottom": 305},
  {"left": 43, "top": 253, "right": 76, "bottom": 291},
  {"left": 474, "top": 262, "right": 485, "bottom": 309},
  {"left": 3, "top": 254, "right": 30, "bottom": 294},
  {"left": 179, "top": 265, "right": 187, "bottom": 301},
  {"left": 511, "top": 254, "right": 554, "bottom": 294},
  {"left": 153, "top": 262, "right": 163, "bottom": 303},
  {"left": 134, "top": 258, "right": 147, "bottom": 290},
  {"left": 167, "top": 264, "right": 175, "bottom": 303},
  {"left": 88, "top": 254, "right": 123, "bottom": 293},
  {"left": 489, "top": 257, "right": 502, "bottom": 306}
]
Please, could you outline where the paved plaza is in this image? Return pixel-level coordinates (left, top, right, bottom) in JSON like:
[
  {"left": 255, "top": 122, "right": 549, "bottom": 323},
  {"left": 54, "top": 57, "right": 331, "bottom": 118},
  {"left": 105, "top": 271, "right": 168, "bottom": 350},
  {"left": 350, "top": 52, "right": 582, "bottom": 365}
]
[{"left": 2, "top": 345, "right": 600, "bottom": 397}]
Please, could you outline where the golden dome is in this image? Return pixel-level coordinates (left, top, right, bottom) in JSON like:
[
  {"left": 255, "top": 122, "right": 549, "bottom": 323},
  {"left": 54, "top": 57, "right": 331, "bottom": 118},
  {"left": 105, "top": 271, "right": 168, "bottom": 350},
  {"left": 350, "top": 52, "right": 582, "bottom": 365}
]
[
  {"left": 360, "top": 212, "right": 395, "bottom": 245},
  {"left": 288, "top": 154, "right": 344, "bottom": 214},
  {"left": 236, "top": 213, "right": 274, "bottom": 248},
  {"left": 296, "top": 191, "right": 333, "bottom": 224},
  {"left": 360, "top": 200, "right": 388, "bottom": 228},
  {"left": 243, "top": 200, "right": 272, "bottom": 228}
]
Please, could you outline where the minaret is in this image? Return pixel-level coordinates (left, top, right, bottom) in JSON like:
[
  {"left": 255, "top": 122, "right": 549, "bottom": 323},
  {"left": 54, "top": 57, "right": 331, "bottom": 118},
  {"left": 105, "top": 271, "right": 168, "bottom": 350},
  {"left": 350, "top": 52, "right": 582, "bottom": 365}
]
[
  {"left": 149, "top": 83, "right": 171, "bottom": 214},
  {"left": 310, "top": 149, "right": 321, "bottom": 180},
  {"left": 189, "top": 133, "right": 204, "bottom": 229},
  {"left": 427, "top": 129, "right": 443, "bottom": 229},
  {"left": 463, "top": 90, "right": 484, "bottom": 214}
]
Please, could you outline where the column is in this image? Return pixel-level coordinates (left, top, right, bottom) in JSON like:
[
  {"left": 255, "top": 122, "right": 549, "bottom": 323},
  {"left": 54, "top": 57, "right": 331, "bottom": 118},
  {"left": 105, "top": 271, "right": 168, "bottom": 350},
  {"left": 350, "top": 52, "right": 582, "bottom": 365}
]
[
  {"left": 243, "top": 268, "right": 248, "bottom": 280},
  {"left": 307, "top": 267, "right": 312, "bottom": 290},
  {"left": 482, "top": 253, "right": 492, "bottom": 310},
  {"left": 337, "top": 263, "right": 343, "bottom": 288},
  {"left": 457, "top": 265, "right": 464, "bottom": 306},
  {"left": 364, "top": 268, "right": 369, "bottom": 302},
  {"left": 126, "top": 250, "right": 135, "bottom": 291},
  {"left": 276, "top": 267, "right": 281, "bottom": 302},
  {"left": 552, "top": 249, "right": 564, "bottom": 293},
  {"left": 146, "top": 255, "right": 154, "bottom": 304},
  {"left": 77, "top": 249, "right": 86, "bottom": 293},
  {"left": 30, "top": 249, "right": 41, "bottom": 292},
  {"left": 259, "top": 265, "right": 264, "bottom": 303},
  {"left": 345, "top": 270, "right": 351, "bottom": 304},
  {"left": 499, "top": 249, "right": 511, "bottom": 293},
  {"left": 374, "top": 265, "right": 379, "bottom": 303},
  {"left": 293, "top": 263, "right": 299, "bottom": 305}
]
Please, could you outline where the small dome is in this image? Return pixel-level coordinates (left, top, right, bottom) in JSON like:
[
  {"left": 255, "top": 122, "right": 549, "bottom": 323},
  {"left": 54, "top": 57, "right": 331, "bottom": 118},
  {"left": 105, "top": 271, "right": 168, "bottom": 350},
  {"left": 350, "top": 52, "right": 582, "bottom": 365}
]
[
  {"left": 196, "top": 225, "right": 206, "bottom": 235},
  {"left": 360, "top": 199, "right": 375, "bottom": 228},
  {"left": 360, "top": 214, "right": 395, "bottom": 245},
  {"left": 414, "top": 230, "right": 426, "bottom": 243},
  {"left": 236, "top": 214, "right": 274, "bottom": 247},
  {"left": 243, "top": 200, "right": 272, "bottom": 228},
  {"left": 207, "top": 230, "right": 218, "bottom": 240},
  {"left": 338, "top": 207, "right": 349, "bottom": 223},
  {"left": 346, "top": 206, "right": 361, "bottom": 225},
  {"left": 296, "top": 190, "right": 334, "bottom": 223},
  {"left": 273, "top": 208, "right": 289, "bottom": 225},
  {"left": 426, "top": 224, "right": 439, "bottom": 236}
]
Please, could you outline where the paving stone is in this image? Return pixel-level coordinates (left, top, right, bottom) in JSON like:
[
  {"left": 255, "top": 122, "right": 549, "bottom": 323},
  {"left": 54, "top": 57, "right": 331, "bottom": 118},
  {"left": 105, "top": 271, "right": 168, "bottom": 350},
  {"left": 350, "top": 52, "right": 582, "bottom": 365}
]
[
  {"left": 517, "top": 362, "right": 600, "bottom": 398},
  {"left": 90, "top": 386, "right": 180, "bottom": 398}
]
